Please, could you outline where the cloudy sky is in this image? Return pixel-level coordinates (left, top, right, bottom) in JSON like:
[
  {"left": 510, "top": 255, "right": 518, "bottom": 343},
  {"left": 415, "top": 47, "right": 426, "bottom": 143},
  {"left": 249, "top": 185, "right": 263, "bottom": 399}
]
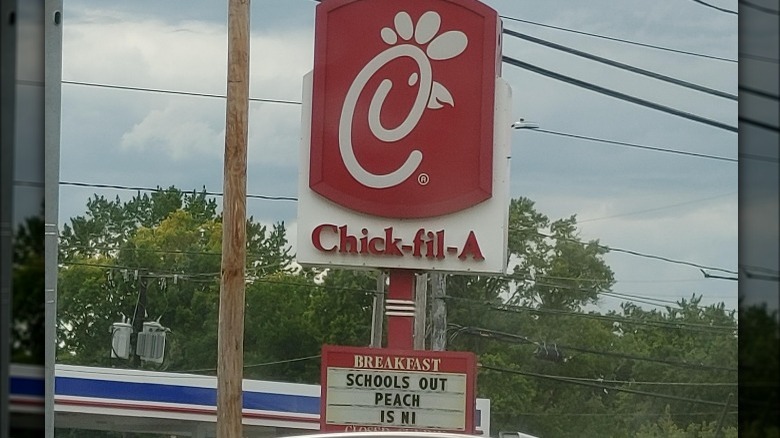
[{"left": 55, "top": 0, "right": 761, "bottom": 313}]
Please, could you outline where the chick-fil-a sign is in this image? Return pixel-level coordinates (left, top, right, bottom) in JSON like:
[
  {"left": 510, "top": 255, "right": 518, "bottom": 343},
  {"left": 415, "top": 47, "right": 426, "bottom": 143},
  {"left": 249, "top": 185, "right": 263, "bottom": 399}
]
[
  {"left": 298, "top": 0, "right": 510, "bottom": 274},
  {"left": 309, "top": 0, "right": 501, "bottom": 218}
]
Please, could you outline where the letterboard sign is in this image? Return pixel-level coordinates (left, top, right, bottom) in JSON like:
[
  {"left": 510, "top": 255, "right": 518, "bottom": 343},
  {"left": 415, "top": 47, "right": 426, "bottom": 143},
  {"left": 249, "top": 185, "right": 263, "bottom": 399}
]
[{"left": 320, "top": 345, "right": 476, "bottom": 432}]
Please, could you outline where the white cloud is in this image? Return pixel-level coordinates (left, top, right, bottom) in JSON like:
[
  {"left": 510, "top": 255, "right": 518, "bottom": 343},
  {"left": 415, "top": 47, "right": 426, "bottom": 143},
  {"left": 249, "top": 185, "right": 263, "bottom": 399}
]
[{"left": 120, "top": 101, "right": 226, "bottom": 159}]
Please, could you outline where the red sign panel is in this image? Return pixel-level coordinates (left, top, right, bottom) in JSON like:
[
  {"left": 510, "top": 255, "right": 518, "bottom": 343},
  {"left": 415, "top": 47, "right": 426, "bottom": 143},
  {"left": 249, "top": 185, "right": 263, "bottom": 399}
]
[
  {"left": 320, "top": 345, "right": 477, "bottom": 432},
  {"left": 310, "top": 0, "right": 500, "bottom": 218}
]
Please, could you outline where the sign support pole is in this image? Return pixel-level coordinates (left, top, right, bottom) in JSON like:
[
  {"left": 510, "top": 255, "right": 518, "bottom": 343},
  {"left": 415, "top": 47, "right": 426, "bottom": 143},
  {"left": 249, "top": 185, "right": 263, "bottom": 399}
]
[
  {"left": 386, "top": 270, "right": 415, "bottom": 349},
  {"left": 414, "top": 273, "right": 428, "bottom": 350},
  {"left": 217, "top": 0, "right": 249, "bottom": 436},
  {"left": 370, "top": 271, "right": 386, "bottom": 348}
]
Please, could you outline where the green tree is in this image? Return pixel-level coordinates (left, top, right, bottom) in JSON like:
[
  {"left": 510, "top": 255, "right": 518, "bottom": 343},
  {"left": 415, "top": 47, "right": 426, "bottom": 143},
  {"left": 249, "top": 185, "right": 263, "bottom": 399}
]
[
  {"left": 57, "top": 188, "right": 294, "bottom": 371},
  {"left": 12, "top": 214, "right": 45, "bottom": 363},
  {"left": 739, "top": 302, "right": 780, "bottom": 437}
]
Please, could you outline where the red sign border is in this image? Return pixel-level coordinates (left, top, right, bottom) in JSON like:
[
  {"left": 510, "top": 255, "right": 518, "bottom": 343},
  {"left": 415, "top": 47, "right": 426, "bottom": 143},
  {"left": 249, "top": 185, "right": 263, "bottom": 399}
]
[
  {"left": 309, "top": 0, "right": 500, "bottom": 219},
  {"left": 320, "top": 345, "right": 477, "bottom": 432}
]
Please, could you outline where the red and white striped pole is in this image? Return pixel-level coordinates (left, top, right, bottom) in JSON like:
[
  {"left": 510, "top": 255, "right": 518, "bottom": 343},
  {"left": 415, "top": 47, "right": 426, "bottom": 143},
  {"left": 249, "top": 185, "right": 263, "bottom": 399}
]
[{"left": 385, "top": 270, "right": 416, "bottom": 349}]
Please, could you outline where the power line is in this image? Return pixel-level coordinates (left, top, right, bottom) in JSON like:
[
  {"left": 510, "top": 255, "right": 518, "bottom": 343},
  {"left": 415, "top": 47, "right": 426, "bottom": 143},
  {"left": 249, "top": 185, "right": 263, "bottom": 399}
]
[
  {"left": 689, "top": 0, "right": 738, "bottom": 14},
  {"left": 61, "top": 80, "right": 303, "bottom": 106},
  {"left": 519, "top": 226, "right": 739, "bottom": 275},
  {"left": 61, "top": 180, "right": 738, "bottom": 276},
  {"left": 444, "top": 296, "right": 736, "bottom": 334},
  {"left": 182, "top": 354, "right": 321, "bottom": 374},
  {"left": 739, "top": 152, "right": 780, "bottom": 163},
  {"left": 742, "top": 266, "right": 780, "bottom": 282},
  {"left": 524, "top": 128, "right": 738, "bottom": 162},
  {"left": 502, "top": 55, "right": 738, "bottom": 133},
  {"left": 502, "top": 28, "right": 736, "bottom": 100},
  {"left": 599, "top": 291, "right": 684, "bottom": 309},
  {"left": 511, "top": 411, "right": 737, "bottom": 417},
  {"left": 457, "top": 326, "right": 737, "bottom": 371},
  {"left": 504, "top": 274, "right": 722, "bottom": 311},
  {"left": 740, "top": 85, "right": 780, "bottom": 100},
  {"left": 59, "top": 260, "right": 377, "bottom": 295},
  {"left": 739, "top": 52, "right": 780, "bottom": 63},
  {"left": 536, "top": 376, "right": 737, "bottom": 387},
  {"left": 577, "top": 192, "right": 737, "bottom": 223},
  {"left": 498, "top": 15, "right": 737, "bottom": 63},
  {"left": 59, "top": 181, "right": 298, "bottom": 201},
  {"left": 479, "top": 364, "right": 731, "bottom": 407},
  {"left": 739, "top": 0, "right": 780, "bottom": 14},
  {"left": 739, "top": 116, "right": 780, "bottom": 133}
]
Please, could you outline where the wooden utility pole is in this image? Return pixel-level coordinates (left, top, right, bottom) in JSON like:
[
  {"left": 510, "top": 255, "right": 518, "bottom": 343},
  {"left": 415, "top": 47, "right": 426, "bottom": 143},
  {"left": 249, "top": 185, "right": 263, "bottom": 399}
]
[{"left": 217, "top": 0, "right": 249, "bottom": 436}]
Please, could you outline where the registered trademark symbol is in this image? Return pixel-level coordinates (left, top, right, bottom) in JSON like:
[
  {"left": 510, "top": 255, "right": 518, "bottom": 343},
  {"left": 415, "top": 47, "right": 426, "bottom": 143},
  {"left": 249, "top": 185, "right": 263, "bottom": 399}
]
[{"left": 418, "top": 173, "right": 430, "bottom": 185}]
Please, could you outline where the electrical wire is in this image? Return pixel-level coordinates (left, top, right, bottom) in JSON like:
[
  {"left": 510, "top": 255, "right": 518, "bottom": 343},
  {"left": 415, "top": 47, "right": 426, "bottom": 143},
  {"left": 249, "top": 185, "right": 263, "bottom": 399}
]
[
  {"left": 516, "top": 226, "right": 739, "bottom": 275},
  {"left": 182, "top": 354, "right": 321, "bottom": 374},
  {"left": 479, "top": 364, "right": 731, "bottom": 407},
  {"left": 576, "top": 192, "right": 737, "bottom": 223},
  {"left": 739, "top": 0, "right": 780, "bottom": 14},
  {"left": 739, "top": 152, "right": 780, "bottom": 163},
  {"left": 498, "top": 15, "right": 737, "bottom": 63},
  {"left": 523, "top": 128, "right": 738, "bottom": 162},
  {"left": 502, "top": 55, "right": 738, "bottom": 133},
  {"left": 599, "top": 291, "right": 684, "bottom": 309},
  {"left": 689, "top": 0, "right": 738, "bottom": 14},
  {"left": 741, "top": 266, "right": 780, "bottom": 282},
  {"left": 511, "top": 411, "right": 737, "bottom": 417},
  {"left": 59, "top": 181, "right": 298, "bottom": 201},
  {"left": 62, "top": 256, "right": 733, "bottom": 311},
  {"left": 456, "top": 325, "right": 737, "bottom": 371},
  {"left": 444, "top": 296, "right": 736, "bottom": 334},
  {"left": 61, "top": 80, "right": 303, "bottom": 105},
  {"left": 739, "top": 116, "right": 780, "bottom": 132},
  {"left": 504, "top": 274, "right": 716, "bottom": 311},
  {"left": 502, "top": 28, "right": 736, "bottom": 100},
  {"left": 740, "top": 85, "right": 780, "bottom": 100},
  {"left": 739, "top": 52, "right": 780, "bottom": 63}
]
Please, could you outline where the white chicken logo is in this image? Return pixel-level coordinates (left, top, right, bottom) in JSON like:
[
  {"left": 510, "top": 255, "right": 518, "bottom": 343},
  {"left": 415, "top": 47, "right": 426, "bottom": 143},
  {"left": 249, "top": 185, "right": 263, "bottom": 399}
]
[{"left": 338, "top": 10, "right": 468, "bottom": 189}]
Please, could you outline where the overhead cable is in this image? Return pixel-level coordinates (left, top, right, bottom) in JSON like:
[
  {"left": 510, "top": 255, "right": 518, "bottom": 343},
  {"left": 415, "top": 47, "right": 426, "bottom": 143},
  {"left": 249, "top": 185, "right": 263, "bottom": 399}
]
[
  {"left": 458, "top": 326, "right": 737, "bottom": 371},
  {"left": 524, "top": 128, "right": 738, "bottom": 162},
  {"left": 690, "top": 0, "right": 738, "bottom": 14},
  {"left": 739, "top": 152, "right": 780, "bottom": 164},
  {"left": 479, "top": 364, "right": 731, "bottom": 407},
  {"left": 739, "top": 85, "right": 780, "bottom": 100},
  {"left": 502, "top": 55, "right": 738, "bottom": 133},
  {"left": 444, "top": 296, "right": 736, "bottom": 334},
  {"left": 498, "top": 15, "right": 736, "bottom": 63},
  {"left": 61, "top": 180, "right": 738, "bottom": 277},
  {"left": 576, "top": 192, "right": 737, "bottom": 223},
  {"left": 59, "top": 181, "right": 298, "bottom": 201},
  {"left": 739, "top": 0, "right": 780, "bottom": 14},
  {"left": 739, "top": 116, "right": 780, "bottom": 132},
  {"left": 502, "top": 28, "right": 736, "bottom": 100},
  {"left": 520, "top": 226, "right": 739, "bottom": 275},
  {"left": 742, "top": 266, "right": 780, "bottom": 282},
  {"left": 61, "top": 80, "right": 303, "bottom": 106},
  {"left": 739, "top": 52, "right": 780, "bottom": 63}
]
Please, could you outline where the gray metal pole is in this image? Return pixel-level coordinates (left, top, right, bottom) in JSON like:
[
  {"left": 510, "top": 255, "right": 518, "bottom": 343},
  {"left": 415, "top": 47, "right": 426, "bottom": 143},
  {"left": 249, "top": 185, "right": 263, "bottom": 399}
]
[
  {"left": 44, "top": 0, "right": 63, "bottom": 436},
  {"left": 370, "top": 271, "right": 385, "bottom": 348},
  {"left": 0, "top": 2, "right": 18, "bottom": 437},
  {"left": 430, "top": 273, "right": 447, "bottom": 351},
  {"left": 413, "top": 273, "right": 427, "bottom": 350}
]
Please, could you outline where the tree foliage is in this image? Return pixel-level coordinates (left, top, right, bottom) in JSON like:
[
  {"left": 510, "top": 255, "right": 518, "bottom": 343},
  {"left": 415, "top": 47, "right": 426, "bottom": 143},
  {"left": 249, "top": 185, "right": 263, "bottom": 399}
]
[
  {"left": 12, "top": 214, "right": 45, "bottom": 363},
  {"left": 56, "top": 191, "right": 738, "bottom": 436}
]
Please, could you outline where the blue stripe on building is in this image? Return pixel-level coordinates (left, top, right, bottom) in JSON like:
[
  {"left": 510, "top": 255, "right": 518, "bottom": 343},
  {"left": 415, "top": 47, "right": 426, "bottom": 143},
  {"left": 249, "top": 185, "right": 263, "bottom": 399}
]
[{"left": 55, "top": 377, "right": 319, "bottom": 414}]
